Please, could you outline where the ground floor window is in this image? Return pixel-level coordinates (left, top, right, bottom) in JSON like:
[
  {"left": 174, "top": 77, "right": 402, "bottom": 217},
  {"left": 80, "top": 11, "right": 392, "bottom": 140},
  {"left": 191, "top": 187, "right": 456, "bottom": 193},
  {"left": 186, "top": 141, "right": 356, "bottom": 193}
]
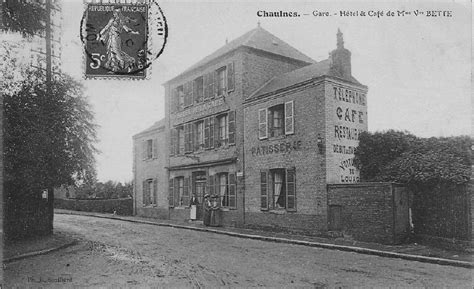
[
  {"left": 271, "top": 169, "right": 286, "bottom": 209},
  {"left": 260, "top": 168, "right": 296, "bottom": 211},
  {"left": 143, "top": 178, "right": 157, "bottom": 206},
  {"left": 169, "top": 176, "right": 189, "bottom": 207}
]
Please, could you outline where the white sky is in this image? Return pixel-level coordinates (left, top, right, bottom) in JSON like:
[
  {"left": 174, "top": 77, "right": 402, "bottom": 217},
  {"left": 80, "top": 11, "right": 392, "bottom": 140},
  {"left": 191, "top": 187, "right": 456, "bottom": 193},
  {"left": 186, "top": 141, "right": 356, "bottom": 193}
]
[{"left": 58, "top": 0, "right": 472, "bottom": 182}]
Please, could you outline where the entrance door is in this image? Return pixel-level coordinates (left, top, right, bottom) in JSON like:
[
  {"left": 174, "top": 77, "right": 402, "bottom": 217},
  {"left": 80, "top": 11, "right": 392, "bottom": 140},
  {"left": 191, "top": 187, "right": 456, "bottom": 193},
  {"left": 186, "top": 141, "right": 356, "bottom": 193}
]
[
  {"left": 328, "top": 205, "right": 342, "bottom": 231},
  {"left": 193, "top": 172, "right": 207, "bottom": 220}
]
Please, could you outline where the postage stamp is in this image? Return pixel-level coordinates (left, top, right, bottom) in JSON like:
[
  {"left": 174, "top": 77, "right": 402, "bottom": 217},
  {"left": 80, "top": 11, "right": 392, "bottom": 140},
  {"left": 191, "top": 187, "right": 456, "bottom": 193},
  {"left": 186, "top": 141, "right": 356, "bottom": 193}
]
[{"left": 80, "top": 0, "right": 167, "bottom": 79}]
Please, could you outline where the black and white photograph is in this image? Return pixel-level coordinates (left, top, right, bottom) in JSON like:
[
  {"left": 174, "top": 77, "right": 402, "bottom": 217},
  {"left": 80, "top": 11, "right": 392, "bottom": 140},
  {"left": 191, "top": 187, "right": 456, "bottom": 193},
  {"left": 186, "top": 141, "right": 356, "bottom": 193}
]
[{"left": 1, "top": 0, "right": 472, "bottom": 287}]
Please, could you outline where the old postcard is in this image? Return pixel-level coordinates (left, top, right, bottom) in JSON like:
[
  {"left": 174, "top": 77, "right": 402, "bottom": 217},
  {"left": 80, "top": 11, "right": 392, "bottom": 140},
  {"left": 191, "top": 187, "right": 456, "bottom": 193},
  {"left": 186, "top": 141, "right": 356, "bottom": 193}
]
[{"left": 2, "top": 0, "right": 472, "bottom": 287}]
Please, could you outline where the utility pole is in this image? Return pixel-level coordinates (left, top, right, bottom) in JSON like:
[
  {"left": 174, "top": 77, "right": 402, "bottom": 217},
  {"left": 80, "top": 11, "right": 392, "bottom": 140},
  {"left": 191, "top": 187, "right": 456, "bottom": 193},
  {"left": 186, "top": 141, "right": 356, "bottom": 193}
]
[{"left": 45, "top": 0, "right": 52, "bottom": 90}]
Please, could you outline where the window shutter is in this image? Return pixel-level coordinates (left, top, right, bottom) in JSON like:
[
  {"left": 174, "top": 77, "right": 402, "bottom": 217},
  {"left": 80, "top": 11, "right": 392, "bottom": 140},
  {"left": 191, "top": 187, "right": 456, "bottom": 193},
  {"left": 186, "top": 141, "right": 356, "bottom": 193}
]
[
  {"left": 285, "top": 100, "right": 294, "bottom": 135},
  {"left": 209, "top": 117, "right": 215, "bottom": 149},
  {"left": 142, "top": 140, "right": 147, "bottom": 160},
  {"left": 204, "top": 118, "right": 210, "bottom": 149},
  {"left": 169, "top": 178, "right": 174, "bottom": 207},
  {"left": 228, "top": 111, "right": 235, "bottom": 145},
  {"left": 260, "top": 171, "right": 268, "bottom": 210},
  {"left": 171, "top": 87, "right": 176, "bottom": 113},
  {"left": 229, "top": 173, "right": 236, "bottom": 209},
  {"left": 210, "top": 71, "right": 216, "bottom": 99},
  {"left": 193, "top": 124, "right": 199, "bottom": 151},
  {"left": 286, "top": 168, "right": 296, "bottom": 211},
  {"left": 184, "top": 125, "right": 188, "bottom": 152},
  {"left": 209, "top": 174, "right": 214, "bottom": 196},
  {"left": 203, "top": 73, "right": 209, "bottom": 100},
  {"left": 183, "top": 177, "right": 189, "bottom": 206},
  {"left": 170, "top": 129, "right": 175, "bottom": 156},
  {"left": 183, "top": 81, "right": 191, "bottom": 107},
  {"left": 258, "top": 108, "right": 268, "bottom": 140},
  {"left": 193, "top": 80, "right": 198, "bottom": 104},
  {"left": 174, "top": 178, "right": 180, "bottom": 207},
  {"left": 227, "top": 62, "right": 235, "bottom": 92},
  {"left": 208, "top": 72, "right": 214, "bottom": 99},
  {"left": 143, "top": 180, "right": 147, "bottom": 205},
  {"left": 189, "top": 123, "right": 194, "bottom": 152},
  {"left": 152, "top": 138, "right": 158, "bottom": 159},
  {"left": 214, "top": 174, "right": 219, "bottom": 199},
  {"left": 153, "top": 178, "right": 158, "bottom": 205}
]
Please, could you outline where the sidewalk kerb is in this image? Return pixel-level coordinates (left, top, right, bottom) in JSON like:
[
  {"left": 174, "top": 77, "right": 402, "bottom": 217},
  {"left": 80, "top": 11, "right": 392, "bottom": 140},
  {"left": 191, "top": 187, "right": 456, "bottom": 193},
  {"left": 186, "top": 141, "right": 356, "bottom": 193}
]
[
  {"left": 55, "top": 210, "right": 474, "bottom": 269},
  {"left": 4, "top": 240, "right": 77, "bottom": 264}
]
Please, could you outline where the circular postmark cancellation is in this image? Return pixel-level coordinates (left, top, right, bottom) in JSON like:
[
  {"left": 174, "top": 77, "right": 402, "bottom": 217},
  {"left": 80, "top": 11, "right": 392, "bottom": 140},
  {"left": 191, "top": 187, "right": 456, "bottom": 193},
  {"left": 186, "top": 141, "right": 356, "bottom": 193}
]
[{"left": 80, "top": 0, "right": 167, "bottom": 79}]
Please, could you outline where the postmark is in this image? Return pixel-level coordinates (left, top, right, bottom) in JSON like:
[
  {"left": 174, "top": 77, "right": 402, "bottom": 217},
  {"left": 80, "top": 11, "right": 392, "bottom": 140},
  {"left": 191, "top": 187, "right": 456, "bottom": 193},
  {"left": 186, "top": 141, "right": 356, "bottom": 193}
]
[{"left": 80, "top": 0, "right": 167, "bottom": 79}]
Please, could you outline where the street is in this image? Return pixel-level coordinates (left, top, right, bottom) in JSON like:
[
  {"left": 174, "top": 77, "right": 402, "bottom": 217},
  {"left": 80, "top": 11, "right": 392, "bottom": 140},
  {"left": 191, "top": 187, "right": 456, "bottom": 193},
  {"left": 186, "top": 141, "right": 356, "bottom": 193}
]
[{"left": 5, "top": 214, "right": 473, "bottom": 288}]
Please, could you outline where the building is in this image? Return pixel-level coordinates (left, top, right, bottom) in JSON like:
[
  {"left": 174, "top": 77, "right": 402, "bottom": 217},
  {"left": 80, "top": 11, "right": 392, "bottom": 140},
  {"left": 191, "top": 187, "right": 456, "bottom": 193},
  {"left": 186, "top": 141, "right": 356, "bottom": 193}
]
[
  {"left": 132, "top": 25, "right": 414, "bottom": 243},
  {"left": 132, "top": 119, "right": 168, "bottom": 218},
  {"left": 242, "top": 29, "right": 368, "bottom": 233},
  {"left": 163, "top": 24, "right": 314, "bottom": 226}
]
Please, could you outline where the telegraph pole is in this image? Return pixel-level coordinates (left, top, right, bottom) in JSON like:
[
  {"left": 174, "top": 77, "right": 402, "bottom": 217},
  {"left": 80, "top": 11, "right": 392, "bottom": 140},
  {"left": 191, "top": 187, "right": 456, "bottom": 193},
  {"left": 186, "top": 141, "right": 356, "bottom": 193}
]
[{"left": 45, "top": 0, "right": 52, "bottom": 90}]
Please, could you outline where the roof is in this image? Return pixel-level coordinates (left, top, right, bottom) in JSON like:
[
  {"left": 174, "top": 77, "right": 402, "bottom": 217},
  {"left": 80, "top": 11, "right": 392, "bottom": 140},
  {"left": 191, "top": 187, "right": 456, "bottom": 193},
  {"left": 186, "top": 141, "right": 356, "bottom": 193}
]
[
  {"left": 249, "top": 59, "right": 362, "bottom": 99},
  {"left": 166, "top": 26, "right": 315, "bottom": 83},
  {"left": 133, "top": 119, "right": 165, "bottom": 139}
]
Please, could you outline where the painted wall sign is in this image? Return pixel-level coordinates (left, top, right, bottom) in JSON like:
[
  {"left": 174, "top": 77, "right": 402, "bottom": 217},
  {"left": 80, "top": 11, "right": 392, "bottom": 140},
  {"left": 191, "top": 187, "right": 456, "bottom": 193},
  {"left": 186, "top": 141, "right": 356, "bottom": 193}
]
[
  {"left": 333, "top": 86, "right": 366, "bottom": 106},
  {"left": 328, "top": 84, "right": 368, "bottom": 184},
  {"left": 174, "top": 97, "right": 226, "bottom": 122},
  {"left": 251, "top": 140, "right": 303, "bottom": 156}
]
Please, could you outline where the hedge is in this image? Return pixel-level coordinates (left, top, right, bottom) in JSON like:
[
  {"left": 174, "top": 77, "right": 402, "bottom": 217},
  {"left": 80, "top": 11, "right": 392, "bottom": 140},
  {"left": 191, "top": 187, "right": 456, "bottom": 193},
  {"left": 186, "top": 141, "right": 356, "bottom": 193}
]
[{"left": 54, "top": 198, "right": 133, "bottom": 216}]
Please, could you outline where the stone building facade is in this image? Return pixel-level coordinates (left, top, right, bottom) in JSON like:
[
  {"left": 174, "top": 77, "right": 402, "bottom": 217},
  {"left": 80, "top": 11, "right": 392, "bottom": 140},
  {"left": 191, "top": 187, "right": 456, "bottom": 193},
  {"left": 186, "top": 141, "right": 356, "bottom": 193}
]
[{"left": 132, "top": 119, "right": 168, "bottom": 218}]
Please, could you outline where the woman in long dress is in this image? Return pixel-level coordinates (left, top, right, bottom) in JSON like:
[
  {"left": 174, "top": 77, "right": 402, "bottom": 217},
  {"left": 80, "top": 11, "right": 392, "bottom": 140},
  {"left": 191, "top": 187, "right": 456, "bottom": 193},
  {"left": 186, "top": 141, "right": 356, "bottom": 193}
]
[{"left": 99, "top": 7, "right": 139, "bottom": 72}]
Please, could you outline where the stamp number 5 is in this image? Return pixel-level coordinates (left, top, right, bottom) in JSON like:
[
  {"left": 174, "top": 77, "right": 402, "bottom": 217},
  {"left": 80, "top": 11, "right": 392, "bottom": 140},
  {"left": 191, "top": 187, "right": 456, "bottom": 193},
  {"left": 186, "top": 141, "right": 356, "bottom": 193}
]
[{"left": 90, "top": 53, "right": 106, "bottom": 69}]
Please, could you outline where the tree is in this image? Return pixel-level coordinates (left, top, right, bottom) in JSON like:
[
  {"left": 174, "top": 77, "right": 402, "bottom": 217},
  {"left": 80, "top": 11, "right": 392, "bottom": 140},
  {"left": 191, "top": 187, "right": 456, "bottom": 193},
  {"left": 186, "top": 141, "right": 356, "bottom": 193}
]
[
  {"left": 2, "top": 39, "right": 98, "bottom": 239},
  {"left": 4, "top": 71, "right": 98, "bottom": 194},
  {"left": 354, "top": 130, "right": 417, "bottom": 181},
  {"left": 1, "top": 1, "right": 46, "bottom": 37},
  {"left": 354, "top": 131, "right": 471, "bottom": 186}
]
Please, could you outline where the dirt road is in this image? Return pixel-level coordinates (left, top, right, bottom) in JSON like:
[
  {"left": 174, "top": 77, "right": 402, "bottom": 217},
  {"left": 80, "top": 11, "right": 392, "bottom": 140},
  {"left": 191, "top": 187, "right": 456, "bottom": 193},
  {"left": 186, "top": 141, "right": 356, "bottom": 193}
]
[{"left": 4, "top": 214, "right": 473, "bottom": 288}]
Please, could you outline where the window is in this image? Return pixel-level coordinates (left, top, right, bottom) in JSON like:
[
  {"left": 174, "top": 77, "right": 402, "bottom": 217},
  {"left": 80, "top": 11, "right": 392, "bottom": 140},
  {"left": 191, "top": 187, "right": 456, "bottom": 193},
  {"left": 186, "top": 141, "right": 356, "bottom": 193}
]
[
  {"left": 260, "top": 168, "right": 296, "bottom": 211},
  {"left": 194, "top": 121, "right": 204, "bottom": 150},
  {"left": 269, "top": 104, "right": 284, "bottom": 137},
  {"left": 217, "top": 114, "right": 228, "bottom": 146},
  {"left": 209, "top": 173, "right": 236, "bottom": 209},
  {"left": 175, "top": 177, "right": 184, "bottom": 207},
  {"left": 143, "top": 179, "right": 156, "bottom": 206},
  {"left": 177, "top": 85, "right": 184, "bottom": 110},
  {"left": 193, "top": 76, "right": 204, "bottom": 103},
  {"left": 217, "top": 66, "right": 227, "bottom": 96},
  {"left": 271, "top": 169, "right": 286, "bottom": 208},
  {"left": 258, "top": 101, "right": 294, "bottom": 140},
  {"left": 177, "top": 126, "right": 184, "bottom": 155},
  {"left": 142, "top": 138, "right": 157, "bottom": 160},
  {"left": 218, "top": 173, "right": 229, "bottom": 207}
]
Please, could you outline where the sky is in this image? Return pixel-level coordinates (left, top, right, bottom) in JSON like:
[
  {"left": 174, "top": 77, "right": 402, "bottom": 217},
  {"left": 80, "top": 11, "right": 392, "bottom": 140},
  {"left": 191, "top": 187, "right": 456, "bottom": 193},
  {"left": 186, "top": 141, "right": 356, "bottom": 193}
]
[{"left": 56, "top": 0, "right": 471, "bottom": 182}]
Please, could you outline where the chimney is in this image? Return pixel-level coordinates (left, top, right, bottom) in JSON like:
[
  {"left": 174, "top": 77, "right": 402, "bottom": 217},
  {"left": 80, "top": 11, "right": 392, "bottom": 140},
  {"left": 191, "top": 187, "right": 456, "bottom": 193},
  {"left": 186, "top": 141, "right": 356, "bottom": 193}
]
[{"left": 330, "top": 29, "right": 351, "bottom": 79}]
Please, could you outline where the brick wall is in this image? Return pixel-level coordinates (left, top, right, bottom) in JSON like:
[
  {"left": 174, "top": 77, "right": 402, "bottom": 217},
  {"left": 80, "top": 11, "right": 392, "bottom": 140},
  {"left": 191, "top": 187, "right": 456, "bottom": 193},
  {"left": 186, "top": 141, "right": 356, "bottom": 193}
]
[
  {"left": 243, "top": 81, "right": 329, "bottom": 232},
  {"left": 327, "top": 183, "right": 408, "bottom": 244},
  {"left": 412, "top": 183, "right": 471, "bottom": 241},
  {"left": 242, "top": 48, "right": 309, "bottom": 97},
  {"left": 163, "top": 47, "right": 313, "bottom": 224}
]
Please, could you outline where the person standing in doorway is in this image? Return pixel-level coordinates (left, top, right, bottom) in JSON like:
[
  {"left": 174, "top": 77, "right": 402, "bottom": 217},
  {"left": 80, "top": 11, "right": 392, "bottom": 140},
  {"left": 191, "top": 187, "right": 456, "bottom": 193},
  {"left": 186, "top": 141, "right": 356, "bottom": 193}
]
[
  {"left": 203, "top": 194, "right": 211, "bottom": 226},
  {"left": 189, "top": 193, "right": 199, "bottom": 221}
]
